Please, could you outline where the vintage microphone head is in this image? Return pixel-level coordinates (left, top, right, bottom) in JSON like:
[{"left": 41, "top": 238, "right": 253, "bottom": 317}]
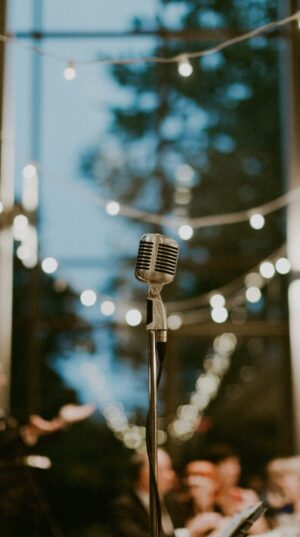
[{"left": 135, "top": 233, "right": 179, "bottom": 287}]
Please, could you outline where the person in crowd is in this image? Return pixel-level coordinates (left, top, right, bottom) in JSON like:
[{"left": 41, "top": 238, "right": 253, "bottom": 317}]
[
  {"left": 266, "top": 456, "right": 300, "bottom": 529},
  {"left": 0, "top": 403, "right": 95, "bottom": 536},
  {"left": 205, "top": 444, "right": 269, "bottom": 534},
  {"left": 113, "top": 449, "right": 232, "bottom": 537},
  {"left": 183, "top": 460, "right": 229, "bottom": 537},
  {"left": 113, "top": 448, "right": 184, "bottom": 537}
]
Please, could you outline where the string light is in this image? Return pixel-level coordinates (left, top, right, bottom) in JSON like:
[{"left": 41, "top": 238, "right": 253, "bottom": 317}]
[
  {"left": 275, "top": 257, "right": 291, "bottom": 275},
  {"left": 169, "top": 332, "right": 237, "bottom": 441},
  {"left": 63, "top": 61, "right": 77, "bottom": 81},
  {"left": 22, "top": 163, "right": 37, "bottom": 179},
  {"left": 105, "top": 201, "right": 120, "bottom": 216},
  {"left": 80, "top": 289, "right": 97, "bottom": 307},
  {"left": 19, "top": 225, "right": 38, "bottom": 269},
  {"left": 246, "top": 286, "right": 262, "bottom": 303},
  {"left": 125, "top": 309, "right": 142, "bottom": 326},
  {"left": 41, "top": 256, "right": 58, "bottom": 274},
  {"left": 47, "top": 172, "right": 300, "bottom": 231},
  {"left": 245, "top": 272, "right": 264, "bottom": 289},
  {"left": 209, "top": 294, "right": 225, "bottom": 308},
  {"left": 178, "top": 56, "right": 193, "bottom": 77},
  {"left": 259, "top": 261, "right": 275, "bottom": 279},
  {"left": 16, "top": 244, "right": 31, "bottom": 261},
  {"left": 167, "top": 314, "right": 182, "bottom": 330},
  {"left": 178, "top": 224, "right": 193, "bottom": 240},
  {"left": 211, "top": 307, "right": 228, "bottom": 323},
  {"left": 100, "top": 300, "right": 116, "bottom": 316},
  {"left": 22, "top": 163, "right": 39, "bottom": 212},
  {"left": 2, "top": 11, "right": 298, "bottom": 68},
  {"left": 249, "top": 213, "right": 265, "bottom": 230},
  {"left": 41, "top": 244, "right": 287, "bottom": 325}
]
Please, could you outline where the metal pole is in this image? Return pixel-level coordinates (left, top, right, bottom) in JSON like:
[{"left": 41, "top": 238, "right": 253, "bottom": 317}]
[
  {"left": 282, "top": 0, "right": 300, "bottom": 452},
  {"left": 26, "top": 0, "right": 43, "bottom": 414},
  {"left": 148, "top": 329, "right": 159, "bottom": 537},
  {"left": 0, "top": 0, "right": 15, "bottom": 414}
]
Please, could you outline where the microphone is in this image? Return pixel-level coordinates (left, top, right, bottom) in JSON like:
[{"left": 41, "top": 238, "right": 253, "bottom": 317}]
[
  {"left": 135, "top": 234, "right": 179, "bottom": 288},
  {"left": 135, "top": 234, "right": 179, "bottom": 340}
]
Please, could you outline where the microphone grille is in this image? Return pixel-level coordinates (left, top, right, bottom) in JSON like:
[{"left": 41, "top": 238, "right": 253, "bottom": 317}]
[
  {"left": 155, "top": 243, "right": 178, "bottom": 276},
  {"left": 136, "top": 240, "right": 154, "bottom": 272}
]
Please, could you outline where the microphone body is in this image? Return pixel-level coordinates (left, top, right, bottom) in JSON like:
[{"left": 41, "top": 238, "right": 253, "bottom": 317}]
[
  {"left": 135, "top": 233, "right": 179, "bottom": 288},
  {"left": 135, "top": 234, "right": 179, "bottom": 340}
]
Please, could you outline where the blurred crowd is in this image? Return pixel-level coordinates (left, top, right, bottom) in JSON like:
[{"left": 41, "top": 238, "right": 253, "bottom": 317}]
[
  {"left": 113, "top": 445, "right": 300, "bottom": 537},
  {"left": 1, "top": 408, "right": 300, "bottom": 537}
]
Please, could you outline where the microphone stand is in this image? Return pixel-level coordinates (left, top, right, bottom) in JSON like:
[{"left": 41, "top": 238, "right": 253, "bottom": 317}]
[{"left": 146, "top": 285, "right": 167, "bottom": 537}]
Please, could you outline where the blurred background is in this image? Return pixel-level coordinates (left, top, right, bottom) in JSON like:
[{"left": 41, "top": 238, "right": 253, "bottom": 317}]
[{"left": 0, "top": 0, "right": 300, "bottom": 535}]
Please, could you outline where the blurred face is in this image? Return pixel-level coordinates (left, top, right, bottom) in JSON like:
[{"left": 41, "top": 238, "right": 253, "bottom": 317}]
[
  {"left": 187, "top": 475, "right": 217, "bottom": 511},
  {"left": 271, "top": 472, "right": 300, "bottom": 502},
  {"left": 157, "top": 449, "right": 176, "bottom": 494},
  {"left": 216, "top": 457, "right": 241, "bottom": 488},
  {"left": 137, "top": 450, "right": 176, "bottom": 495}
]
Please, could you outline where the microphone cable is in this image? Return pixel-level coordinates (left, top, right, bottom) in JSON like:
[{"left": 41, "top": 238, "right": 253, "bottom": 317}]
[{"left": 145, "top": 341, "right": 167, "bottom": 537}]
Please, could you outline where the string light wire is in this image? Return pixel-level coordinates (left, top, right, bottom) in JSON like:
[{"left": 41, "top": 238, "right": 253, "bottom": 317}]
[
  {"left": 1, "top": 11, "right": 299, "bottom": 67},
  {"left": 46, "top": 172, "right": 300, "bottom": 231}
]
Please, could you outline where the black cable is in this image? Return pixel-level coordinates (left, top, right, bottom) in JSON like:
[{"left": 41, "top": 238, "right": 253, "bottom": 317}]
[{"left": 145, "top": 341, "right": 167, "bottom": 536}]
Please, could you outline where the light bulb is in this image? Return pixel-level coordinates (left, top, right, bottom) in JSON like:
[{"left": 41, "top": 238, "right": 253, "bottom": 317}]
[
  {"left": 63, "top": 61, "right": 77, "bottom": 81},
  {"left": 125, "top": 309, "right": 142, "bottom": 326},
  {"left": 249, "top": 213, "right": 265, "bottom": 230},
  {"left": 80, "top": 289, "right": 97, "bottom": 307},
  {"left": 178, "top": 224, "right": 193, "bottom": 240},
  {"left": 178, "top": 57, "right": 193, "bottom": 77},
  {"left": 106, "top": 201, "right": 120, "bottom": 216},
  {"left": 259, "top": 261, "right": 275, "bottom": 279},
  {"left": 41, "top": 257, "right": 58, "bottom": 274}
]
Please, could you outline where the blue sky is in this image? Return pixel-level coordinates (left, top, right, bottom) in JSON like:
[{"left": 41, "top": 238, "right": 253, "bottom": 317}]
[{"left": 8, "top": 0, "right": 159, "bottom": 293}]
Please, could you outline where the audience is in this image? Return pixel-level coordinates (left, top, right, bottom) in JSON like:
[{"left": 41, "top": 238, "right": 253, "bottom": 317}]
[
  {"left": 204, "top": 444, "right": 269, "bottom": 534},
  {"left": 113, "top": 449, "right": 231, "bottom": 537},
  {"left": 183, "top": 460, "right": 228, "bottom": 537},
  {"left": 266, "top": 456, "right": 300, "bottom": 531}
]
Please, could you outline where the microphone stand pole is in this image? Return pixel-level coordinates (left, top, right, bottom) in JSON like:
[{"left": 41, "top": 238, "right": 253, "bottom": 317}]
[
  {"left": 146, "top": 286, "right": 167, "bottom": 537},
  {"left": 148, "top": 329, "right": 158, "bottom": 537}
]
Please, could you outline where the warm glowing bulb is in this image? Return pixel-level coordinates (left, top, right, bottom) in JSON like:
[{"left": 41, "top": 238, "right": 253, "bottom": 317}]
[
  {"left": 245, "top": 272, "right": 264, "bottom": 288},
  {"left": 167, "top": 314, "right": 182, "bottom": 330},
  {"left": 100, "top": 300, "right": 115, "bottom": 316},
  {"left": 125, "top": 309, "right": 142, "bottom": 326},
  {"left": 106, "top": 201, "right": 120, "bottom": 216},
  {"left": 41, "top": 257, "right": 58, "bottom": 274},
  {"left": 178, "top": 224, "right": 193, "bottom": 240},
  {"left": 259, "top": 261, "right": 275, "bottom": 279},
  {"left": 22, "top": 163, "right": 37, "bottom": 179},
  {"left": 211, "top": 307, "right": 228, "bottom": 323},
  {"left": 249, "top": 213, "right": 265, "bottom": 230},
  {"left": 275, "top": 257, "right": 291, "bottom": 275},
  {"left": 13, "top": 214, "right": 29, "bottom": 229},
  {"left": 210, "top": 294, "right": 225, "bottom": 308},
  {"left": 16, "top": 245, "right": 31, "bottom": 261},
  {"left": 80, "top": 289, "right": 97, "bottom": 307},
  {"left": 64, "top": 62, "right": 77, "bottom": 81},
  {"left": 178, "top": 57, "right": 193, "bottom": 77},
  {"left": 246, "top": 286, "right": 262, "bottom": 303}
]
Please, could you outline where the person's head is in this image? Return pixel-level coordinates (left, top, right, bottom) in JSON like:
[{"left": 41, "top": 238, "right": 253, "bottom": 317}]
[
  {"left": 205, "top": 445, "right": 241, "bottom": 489},
  {"left": 267, "top": 457, "right": 300, "bottom": 503},
  {"left": 185, "top": 460, "right": 219, "bottom": 512},
  {"left": 130, "top": 448, "right": 176, "bottom": 495}
]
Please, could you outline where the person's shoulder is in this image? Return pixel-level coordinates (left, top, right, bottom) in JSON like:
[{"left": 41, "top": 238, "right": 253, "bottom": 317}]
[{"left": 114, "top": 489, "right": 144, "bottom": 510}]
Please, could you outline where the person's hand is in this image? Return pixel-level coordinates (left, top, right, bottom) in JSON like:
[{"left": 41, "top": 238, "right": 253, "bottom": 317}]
[
  {"left": 58, "top": 403, "right": 95, "bottom": 425},
  {"left": 187, "top": 512, "right": 223, "bottom": 537},
  {"left": 20, "top": 415, "right": 65, "bottom": 445}
]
